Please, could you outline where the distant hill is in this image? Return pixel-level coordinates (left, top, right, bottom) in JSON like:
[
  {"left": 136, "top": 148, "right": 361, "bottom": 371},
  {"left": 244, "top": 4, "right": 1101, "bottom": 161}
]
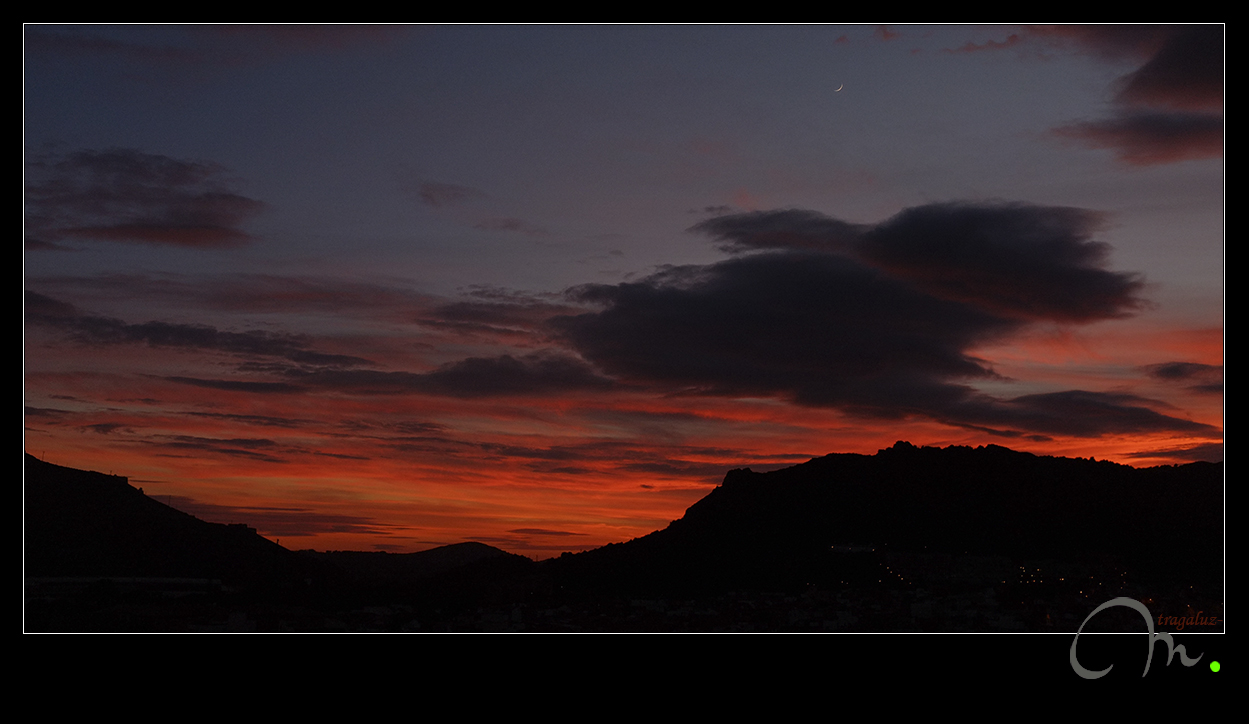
[
  {"left": 303, "top": 542, "right": 523, "bottom": 582},
  {"left": 296, "top": 544, "right": 537, "bottom": 611}
]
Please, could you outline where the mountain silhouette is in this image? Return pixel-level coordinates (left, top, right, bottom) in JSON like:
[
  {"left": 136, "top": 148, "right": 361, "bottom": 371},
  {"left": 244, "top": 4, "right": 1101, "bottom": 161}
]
[
  {"left": 24, "top": 442, "right": 1223, "bottom": 631},
  {"left": 24, "top": 453, "right": 297, "bottom": 583},
  {"left": 546, "top": 442, "right": 1222, "bottom": 600}
]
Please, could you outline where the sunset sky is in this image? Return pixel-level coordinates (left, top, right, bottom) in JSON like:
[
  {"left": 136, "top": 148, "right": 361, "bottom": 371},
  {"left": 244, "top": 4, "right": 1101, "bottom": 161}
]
[{"left": 24, "top": 25, "right": 1223, "bottom": 558}]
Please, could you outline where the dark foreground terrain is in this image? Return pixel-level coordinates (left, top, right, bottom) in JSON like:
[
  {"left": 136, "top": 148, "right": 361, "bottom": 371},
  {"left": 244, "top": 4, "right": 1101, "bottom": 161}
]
[{"left": 23, "top": 443, "right": 1223, "bottom": 632}]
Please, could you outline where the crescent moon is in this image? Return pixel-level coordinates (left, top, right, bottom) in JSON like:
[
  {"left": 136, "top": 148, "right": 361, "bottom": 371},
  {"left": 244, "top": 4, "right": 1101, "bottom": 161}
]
[{"left": 835, "top": 84, "right": 844, "bottom": 92}]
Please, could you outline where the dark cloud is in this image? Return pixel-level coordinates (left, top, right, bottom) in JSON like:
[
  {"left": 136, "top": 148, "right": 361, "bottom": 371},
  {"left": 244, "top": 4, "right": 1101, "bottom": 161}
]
[
  {"left": 83, "top": 423, "right": 130, "bottom": 435},
  {"left": 558, "top": 251, "right": 1007, "bottom": 407},
  {"left": 1143, "top": 361, "right": 1222, "bottom": 380},
  {"left": 417, "top": 182, "right": 486, "bottom": 208},
  {"left": 166, "top": 377, "right": 305, "bottom": 394},
  {"left": 184, "top": 411, "right": 313, "bottom": 428},
  {"left": 24, "top": 406, "right": 72, "bottom": 419},
  {"left": 1125, "top": 441, "right": 1223, "bottom": 464},
  {"left": 25, "top": 148, "right": 264, "bottom": 248},
  {"left": 953, "top": 390, "right": 1218, "bottom": 438},
  {"left": 508, "top": 528, "right": 586, "bottom": 537},
  {"left": 1053, "top": 111, "right": 1223, "bottom": 166},
  {"left": 1040, "top": 25, "right": 1223, "bottom": 166},
  {"left": 551, "top": 202, "right": 1208, "bottom": 438},
  {"left": 26, "top": 291, "right": 370, "bottom": 368},
  {"left": 286, "top": 352, "right": 613, "bottom": 398},
  {"left": 858, "top": 203, "right": 1142, "bottom": 322},
  {"left": 417, "top": 353, "right": 612, "bottom": 397},
  {"left": 24, "top": 291, "right": 78, "bottom": 318},
  {"left": 1142, "top": 361, "right": 1223, "bottom": 394},
  {"left": 1185, "top": 385, "right": 1222, "bottom": 396},
  {"left": 312, "top": 451, "right": 371, "bottom": 461},
  {"left": 144, "top": 435, "right": 288, "bottom": 463},
  {"left": 158, "top": 435, "right": 281, "bottom": 449},
  {"left": 692, "top": 202, "right": 1143, "bottom": 322},
  {"left": 1114, "top": 25, "right": 1223, "bottom": 111}
]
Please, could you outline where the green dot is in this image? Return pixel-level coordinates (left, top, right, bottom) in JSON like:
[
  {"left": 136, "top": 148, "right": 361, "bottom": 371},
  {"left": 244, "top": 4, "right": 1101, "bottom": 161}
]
[{"left": 1210, "top": 661, "right": 1220, "bottom": 672}]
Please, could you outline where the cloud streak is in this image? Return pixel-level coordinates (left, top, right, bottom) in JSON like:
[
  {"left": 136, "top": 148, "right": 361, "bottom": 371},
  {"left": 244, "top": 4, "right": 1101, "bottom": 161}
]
[
  {"left": 165, "top": 496, "right": 395, "bottom": 538},
  {"left": 26, "top": 148, "right": 264, "bottom": 249},
  {"left": 1053, "top": 111, "right": 1223, "bottom": 166},
  {"left": 1142, "top": 361, "right": 1223, "bottom": 394},
  {"left": 1125, "top": 442, "right": 1223, "bottom": 464},
  {"left": 26, "top": 291, "right": 369, "bottom": 368},
  {"left": 280, "top": 352, "right": 613, "bottom": 398}
]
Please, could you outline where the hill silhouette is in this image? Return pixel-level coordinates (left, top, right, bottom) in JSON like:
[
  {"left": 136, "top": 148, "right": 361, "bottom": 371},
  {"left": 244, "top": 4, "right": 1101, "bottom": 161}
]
[
  {"left": 23, "top": 442, "right": 1223, "bottom": 631},
  {"left": 546, "top": 442, "right": 1222, "bottom": 603},
  {"left": 24, "top": 453, "right": 297, "bottom": 584}
]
